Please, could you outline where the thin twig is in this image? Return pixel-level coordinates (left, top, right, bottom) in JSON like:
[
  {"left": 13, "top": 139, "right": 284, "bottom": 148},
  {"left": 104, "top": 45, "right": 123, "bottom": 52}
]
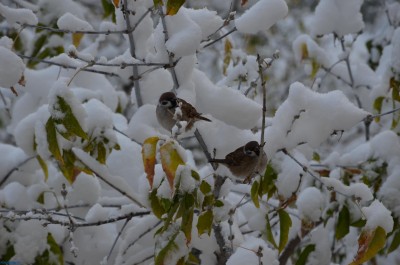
[
  {"left": 158, "top": 6, "right": 179, "bottom": 91},
  {"left": 122, "top": 220, "right": 162, "bottom": 255},
  {"left": 0, "top": 156, "right": 35, "bottom": 187},
  {"left": 123, "top": 0, "right": 143, "bottom": 107},
  {"left": 107, "top": 218, "right": 131, "bottom": 263},
  {"left": 203, "top": 27, "right": 237, "bottom": 49}
]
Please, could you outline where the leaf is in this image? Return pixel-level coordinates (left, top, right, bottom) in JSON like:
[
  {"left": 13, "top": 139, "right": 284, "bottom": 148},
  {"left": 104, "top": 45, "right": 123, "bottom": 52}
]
[
  {"left": 53, "top": 96, "right": 88, "bottom": 140},
  {"left": 223, "top": 39, "right": 232, "bottom": 75},
  {"left": 278, "top": 209, "right": 292, "bottom": 253},
  {"left": 142, "top": 136, "right": 159, "bottom": 188},
  {"left": 336, "top": 205, "right": 350, "bottom": 239},
  {"left": 36, "top": 155, "right": 48, "bottom": 181},
  {"left": 295, "top": 244, "right": 315, "bottom": 265},
  {"left": 113, "top": 0, "right": 120, "bottom": 8},
  {"left": 310, "top": 60, "right": 320, "bottom": 79},
  {"left": 60, "top": 150, "right": 79, "bottom": 184},
  {"left": 388, "top": 230, "right": 400, "bottom": 254},
  {"left": 373, "top": 96, "right": 385, "bottom": 122},
  {"left": 349, "top": 226, "right": 387, "bottom": 265},
  {"left": 0, "top": 242, "right": 15, "bottom": 261},
  {"left": 37, "top": 192, "right": 45, "bottom": 204},
  {"left": 265, "top": 214, "right": 278, "bottom": 248},
  {"left": 155, "top": 232, "right": 179, "bottom": 265},
  {"left": 160, "top": 141, "right": 185, "bottom": 189},
  {"left": 312, "top": 152, "right": 320, "bottom": 162},
  {"left": 300, "top": 43, "right": 308, "bottom": 60},
  {"left": 47, "top": 233, "right": 64, "bottom": 265},
  {"left": 150, "top": 189, "right": 165, "bottom": 218},
  {"left": 251, "top": 180, "right": 260, "bottom": 208},
  {"left": 97, "top": 142, "right": 107, "bottom": 164},
  {"left": 72, "top": 33, "right": 84, "bottom": 47},
  {"left": 197, "top": 210, "right": 213, "bottom": 236},
  {"left": 154, "top": 0, "right": 163, "bottom": 7},
  {"left": 390, "top": 77, "right": 400, "bottom": 102},
  {"left": 45, "top": 118, "right": 63, "bottom": 163},
  {"left": 260, "top": 164, "right": 277, "bottom": 199},
  {"left": 166, "top": 0, "right": 185, "bottom": 15},
  {"left": 181, "top": 194, "right": 195, "bottom": 242},
  {"left": 200, "top": 180, "right": 211, "bottom": 194},
  {"left": 241, "top": 0, "right": 248, "bottom": 6}
]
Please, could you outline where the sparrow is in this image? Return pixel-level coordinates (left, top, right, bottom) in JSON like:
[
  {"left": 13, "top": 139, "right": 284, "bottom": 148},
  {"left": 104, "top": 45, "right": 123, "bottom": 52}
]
[
  {"left": 156, "top": 92, "right": 211, "bottom": 132},
  {"left": 209, "top": 141, "right": 267, "bottom": 183}
]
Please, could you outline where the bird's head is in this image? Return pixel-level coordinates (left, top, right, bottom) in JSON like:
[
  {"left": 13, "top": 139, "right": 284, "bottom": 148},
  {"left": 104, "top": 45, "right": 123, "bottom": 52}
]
[
  {"left": 158, "top": 92, "right": 177, "bottom": 108},
  {"left": 243, "top": 141, "right": 261, "bottom": 157}
]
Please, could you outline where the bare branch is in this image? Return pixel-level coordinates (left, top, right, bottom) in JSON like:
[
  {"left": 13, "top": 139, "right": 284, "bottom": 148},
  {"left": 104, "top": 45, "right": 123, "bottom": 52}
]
[{"left": 0, "top": 155, "right": 35, "bottom": 187}]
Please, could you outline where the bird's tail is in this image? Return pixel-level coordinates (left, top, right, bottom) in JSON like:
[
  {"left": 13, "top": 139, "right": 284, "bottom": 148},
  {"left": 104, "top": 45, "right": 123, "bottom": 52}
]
[
  {"left": 208, "top": 158, "right": 225, "bottom": 163},
  {"left": 198, "top": 115, "right": 211, "bottom": 122}
]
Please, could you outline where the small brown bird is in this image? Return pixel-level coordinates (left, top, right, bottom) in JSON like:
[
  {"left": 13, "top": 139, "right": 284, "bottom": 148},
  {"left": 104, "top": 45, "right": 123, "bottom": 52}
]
[
  {"left": 210, "top": 141, "right": 267, "bottom": 183},
  {"left": 156, "top": 92, "right": 211, "bottom": 132}
]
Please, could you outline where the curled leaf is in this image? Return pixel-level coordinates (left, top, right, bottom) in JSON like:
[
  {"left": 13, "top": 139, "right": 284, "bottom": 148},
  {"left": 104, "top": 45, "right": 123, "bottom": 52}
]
[
  {"left": 142, "top": 137, "right": 160, "bottom": 188},
  {"left": 160, "top": 141, "right": 185, "bottom": 189}
]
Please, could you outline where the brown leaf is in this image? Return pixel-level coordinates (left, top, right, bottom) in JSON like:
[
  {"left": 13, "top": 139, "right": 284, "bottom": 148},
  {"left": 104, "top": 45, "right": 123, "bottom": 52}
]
[
  {"left": 241, "top": 0, "right": 248, "bottom": 6},
  {"left": 113, "top": 0, "right": 120, "bottom": 8}
]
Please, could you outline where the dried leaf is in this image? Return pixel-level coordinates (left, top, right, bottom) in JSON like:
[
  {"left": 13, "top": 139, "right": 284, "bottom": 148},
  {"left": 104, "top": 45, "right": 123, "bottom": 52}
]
[
  {"left": 160, "top": 141, "right": 185, "bottom": 189},
  {"left": 142, "top": 137, "right": 159, "bottom": 188}
]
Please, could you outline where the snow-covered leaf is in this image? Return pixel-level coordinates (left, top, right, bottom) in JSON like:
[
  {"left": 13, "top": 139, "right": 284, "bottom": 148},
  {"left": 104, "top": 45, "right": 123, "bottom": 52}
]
[
  {"left": 250, "top": 180, "right": 260, "bottom": 208},
  {"left": 295, "top": 244, "right": 315, "bottom": 265}
]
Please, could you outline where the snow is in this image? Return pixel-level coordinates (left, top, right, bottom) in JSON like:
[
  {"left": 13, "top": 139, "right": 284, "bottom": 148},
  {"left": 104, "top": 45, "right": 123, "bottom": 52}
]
[
  {"left": 194, "top": 69, "right": 262, "bottom": 129},
  {"left": 379, "top": 165, "right": 400, "bottom": 217},
  {"left": 127, "top": 104, "right": 160, "bottom": 143},
  {"left": 175, "top": 165, "right": 196, "bottom": 193},
  {"left": 48, "top": 78, "right": 87, "bottom": 130},
  {"left": 276, "top": 152, "right": 304, "bottom": 199},
  {"left": 391, "top": 28, "right": 400, "bottom": 74},
  {"left": 0, "top": 3, "right": 38, "bottom": 26},
  {"left": 185, "top": 8, "right": 224, "bottom": 40},
  {"left": 296, "top": 187, "right": 324, "bottom": 222},
  {"left": 0, "top": 47, "right": 25, "bottom": 88},
  {"left": 310, "top": 0, "right": 364, "bottom": 37},
  {"left": 165, "top": 8, "right": 202, "bottom": 58},
  {"left": 57, "top": 12, "right": 94, "bottom": 31},
  {"left": 292, "top": 34, "right": 330, "bottom": 66},
  {"left": 235, "top": 0, "right": 288, "bottom": 34},
  {"left": 362, "top": 200, "right": 393, "bottom": 234},
  {"left": 264, "top": 82, "right": 369, "bottom": 157},
  {"left": 226, "top": 237, "right": 279, "bottom": 265}
]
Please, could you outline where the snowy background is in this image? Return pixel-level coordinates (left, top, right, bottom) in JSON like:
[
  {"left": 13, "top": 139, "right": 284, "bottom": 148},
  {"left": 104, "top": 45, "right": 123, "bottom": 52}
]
[{"left": 0, "top": 0, "right": 400, "bottom": 264}]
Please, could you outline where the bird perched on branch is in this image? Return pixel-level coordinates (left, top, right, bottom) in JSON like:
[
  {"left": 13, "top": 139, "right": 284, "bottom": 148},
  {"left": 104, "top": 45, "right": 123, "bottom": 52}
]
[
  {"left": 209, "top": 141, "right": 267, "bottom": 183},
  {"left": 156, "top": 92, "right": 211, "bottom": 132}
]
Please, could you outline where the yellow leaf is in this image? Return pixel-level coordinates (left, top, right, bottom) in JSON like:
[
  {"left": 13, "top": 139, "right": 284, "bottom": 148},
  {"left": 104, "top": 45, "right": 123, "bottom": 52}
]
[
  {"left": 166, "top": 0, "right": 185, "bottom": 15},
  {"left": 72, "top": 33, "right": 84, "bottom": 47},
  {"left": 223, "top": 39, "right": 232, "bottom": 75},
  {"left": 142, "top": 137, "right": 160, "bottom": 188},
  {"left": 160, "top": 141, "right": 185, "bottom": 189},
  {"left": 113, "top": 0, "right": 120, "bottom": 8},
  {"left": 349, "top": 226, "right": 387, "bottom": 265},
  {"left": 301, "top": 43, "right": 308, "bottom": 60}
]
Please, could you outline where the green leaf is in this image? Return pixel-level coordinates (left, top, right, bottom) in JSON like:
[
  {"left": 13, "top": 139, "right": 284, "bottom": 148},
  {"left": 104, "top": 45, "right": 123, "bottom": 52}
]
[
  {"left": 336, "top": 205, "right": 350, "bottom": 239},
  {"left": 53, "top": 96, "right": 88, "bottom": 140},
  {"left": 47, "top": 233, "right": 64, "bottom": 265},
  {"left": 45, "top": 118, "right": 63, "bottom": 162},
  {"left": 101, "top": 0, "right": 116, "bottom": 19},
  {"left": 60, "top": 149, "right": 78, "bottom": 184},
  {"left": 260, "top": 164, "right": 277, "bottom": 199},
  {"left": 166, "top": 0, "right": 185, "bottom": 15},
  {"left": 349, "top": 226, "right": 387, "bottom": 265},
  {"left": 251, "top": 180, "right": 260, "bottom": 208},
  {"left": 37, "top": 192, "right": 45, "bottom": 204},
  {"left": 36, "top": 155, "right": 48, "bottom": 181},
  {"left": 373, "top": 96, "right": 385, "bottom": 122},
  {"left": 97, "top": 142, "right": 107, "bottom": 164},
  {"left": 154, "top": 0, "right": 163, "bottom": 8},
  {"left": 351, "top": 219, "right": 367, "bottom": 228},
  {"left": 295, "top": 244, "right": 315, "bottom": 265},
  {"left": 0, "top": 242, "right": 15, "bottom": 261},
  {"left": 265, "top": 214, "right": 277, "bottom": 248},
  {"left": 197, "top": 210, "right": 213, "bottom": 236},
  {"left": 181, "top": 194, "right": 195, "bottom": 242},
  {"left": 312, "top": 152, "right": 320, "bottom": 162},
  {"left": 278, "top": 209, "right": 292, "bottom": 253},
  {"left": 214, "top": 200, "right": 224, "bottom": 207},
  {"left": 391, "top": 77, "right": 400, "bottom": 102},
  {"left": 150, "top": 189, "right": 165, "bottom": 219},
  {"left": 388, "top": 230, "right": 400, "bottom": 254},
  {"left": 28, "top": 34, "right": 47, "bottom": 67},
  {"left": 155, "top": 232, "right": 179, "bottom": 265},
  {"left": 191, "top": 170, "right": 200, "bottom": 181},
  {"left": 200, "top": 180, "right": 211, "bottom": 194}
]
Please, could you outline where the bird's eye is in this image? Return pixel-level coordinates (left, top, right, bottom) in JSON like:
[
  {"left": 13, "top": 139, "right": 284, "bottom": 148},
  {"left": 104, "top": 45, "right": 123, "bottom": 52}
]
[
  {"left": 161, "top": 101, "right": 169, "bottom": 106},
  {"left": 245, "top": 150, "right": 255, "bottom": 156}
]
